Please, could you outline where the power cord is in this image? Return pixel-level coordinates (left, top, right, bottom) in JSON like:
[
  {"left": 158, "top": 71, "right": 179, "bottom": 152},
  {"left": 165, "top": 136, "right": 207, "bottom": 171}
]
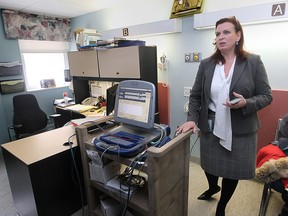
[
  {"left": 173, "top": 127, "right": 199, "bottom": 155},
  {"left": 150, "top": 123, "right": 167, "bottom": 146},
  {"left": 121, "top": 156, "right": 147, "bottom": 216},
  {"left": 184, "top": 100, "right": 189, "bottom": 113},
  {"left": 190, "top": 133, "right": 199, "bottom": 155},
  {"left": 150, "top": 123, "right": 172, "bottom": 148},
  {"left": 67, "top": 134, "right": 85, "bottom": 216},
  {"left": 119, "top": 172, "right": 146, "bottom": 192}
]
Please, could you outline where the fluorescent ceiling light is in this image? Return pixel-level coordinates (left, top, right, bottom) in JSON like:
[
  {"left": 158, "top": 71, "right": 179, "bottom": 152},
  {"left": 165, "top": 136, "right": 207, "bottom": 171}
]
[{"left": 194, "top": 2, "right": 288, "bottom": 29}]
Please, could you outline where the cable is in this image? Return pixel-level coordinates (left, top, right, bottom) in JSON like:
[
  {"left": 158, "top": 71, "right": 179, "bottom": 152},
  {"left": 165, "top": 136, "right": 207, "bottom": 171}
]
[
  {"left": 190, "top": 134, "right": 199, "bottom": 155},
  {"left": 64, "top": 120, "right": 72, "bottom": 127},
  {"left": 119, "top": 172, "right": 146, "bottom": 192},
  {"left": 173, "top": 127, "right": 199, "bottom": 155},
  {"left": 67, "top": 134, "right": 85, "bottom": 216},
  {"left": 99, "top": 144, "right": 119, "bottom": 161},
  {"left": 184, "top": 100, "right": 189, "bottom": 113},
  {"left": 150, "top": 123, "right": 167, "bottom": 146},
  {"left": 121, "top": 157, "right": 147, "bottom": 216}
]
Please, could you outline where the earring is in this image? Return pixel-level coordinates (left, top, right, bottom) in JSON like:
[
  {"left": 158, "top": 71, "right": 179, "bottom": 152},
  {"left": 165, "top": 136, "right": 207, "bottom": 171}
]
[{"left": 236, "top": 41, "right": 239, "bottom": 45}]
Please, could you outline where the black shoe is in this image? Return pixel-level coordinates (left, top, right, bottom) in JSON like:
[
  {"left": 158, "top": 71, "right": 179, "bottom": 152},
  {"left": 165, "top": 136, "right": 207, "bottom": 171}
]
[{"left": 197, "top": 186, "right": 221, "bottom": 200}]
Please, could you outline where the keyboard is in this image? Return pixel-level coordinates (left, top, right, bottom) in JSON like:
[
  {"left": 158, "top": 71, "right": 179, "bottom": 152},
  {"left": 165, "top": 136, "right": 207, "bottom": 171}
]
[
  {"left": 99, "top": 131, "right": 144, "bottom": 148},
  {"left": 101, "top": 135, "right": 134, "bottom": 146}
]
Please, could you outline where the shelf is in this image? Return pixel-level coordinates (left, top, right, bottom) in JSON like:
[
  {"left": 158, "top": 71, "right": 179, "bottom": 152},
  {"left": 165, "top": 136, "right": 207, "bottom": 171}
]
[{"left": 90, "top": 180, "right": 149, "bottom": 215}]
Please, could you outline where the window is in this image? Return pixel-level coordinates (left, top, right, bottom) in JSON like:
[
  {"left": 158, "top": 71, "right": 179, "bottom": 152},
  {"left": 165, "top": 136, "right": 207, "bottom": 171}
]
[{"left": 18, "top": 40, "right": 70, "bottom": 91}]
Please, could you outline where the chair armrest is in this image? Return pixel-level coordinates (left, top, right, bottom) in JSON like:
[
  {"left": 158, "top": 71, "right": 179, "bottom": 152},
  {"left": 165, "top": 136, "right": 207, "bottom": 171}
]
[
  {"left": 49, "top": 114, "right": 62, "bottom": 128},
  {"left": 49, "top": 114, "right": 61, "bottom": 118},
  {"left": 7, "top": 124, "right": 22, "bottom": 141},
  {"left": 9, "top": 124, "right": 22, "bottom": 130}
]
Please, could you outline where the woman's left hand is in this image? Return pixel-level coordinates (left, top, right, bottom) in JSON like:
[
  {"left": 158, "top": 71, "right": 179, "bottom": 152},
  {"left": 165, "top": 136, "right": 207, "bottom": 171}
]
[
  {"left": 224, "top": 92, "right": 247, "bottom": 109},
  {"left": 176, "top": 121, "right": 198, "bottom": 135}
]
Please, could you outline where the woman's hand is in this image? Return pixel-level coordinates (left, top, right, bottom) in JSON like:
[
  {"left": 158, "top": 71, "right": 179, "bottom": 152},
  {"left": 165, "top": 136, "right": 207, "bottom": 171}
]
[
  {"left": 176, "top": 121, "right": 198, "bottom": 135},
  {"left": 225, "top": 92, "right": 247, "bottom": 109}
]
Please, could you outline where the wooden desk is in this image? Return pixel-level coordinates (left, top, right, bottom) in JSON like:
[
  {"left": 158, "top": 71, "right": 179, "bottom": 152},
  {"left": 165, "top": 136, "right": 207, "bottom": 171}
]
[
  {"left": 55, "top": 105, "right": 105, "bottom": 127},
  {"left": 1, "top": 126, "right": 85, "bottom": 216}
]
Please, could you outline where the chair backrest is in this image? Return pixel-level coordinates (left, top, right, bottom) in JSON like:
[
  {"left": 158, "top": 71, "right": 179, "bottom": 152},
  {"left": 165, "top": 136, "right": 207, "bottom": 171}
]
[
  {"left": 274, "top": 118, "right": 283, "bottom": 142},
  {"left": 13, "top": 94, "right": 48, "bottom": 135}
]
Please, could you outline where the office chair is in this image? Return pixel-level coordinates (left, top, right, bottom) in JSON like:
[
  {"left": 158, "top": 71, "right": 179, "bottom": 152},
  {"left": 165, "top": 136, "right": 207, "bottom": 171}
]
[
  {"left": 258, "top": 118, "right": 287, "bottom": 216},
  {"left": 259, "top": 180, "right": 288, "bottom": 216},
  {"left": 8, "top": 94, "right": 61, "bottom": 141}
]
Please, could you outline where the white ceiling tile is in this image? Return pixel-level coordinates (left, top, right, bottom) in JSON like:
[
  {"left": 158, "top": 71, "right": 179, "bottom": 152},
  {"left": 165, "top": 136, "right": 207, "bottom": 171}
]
[{"left": 0, "top": 0, "right": 130, "bottom": 18}]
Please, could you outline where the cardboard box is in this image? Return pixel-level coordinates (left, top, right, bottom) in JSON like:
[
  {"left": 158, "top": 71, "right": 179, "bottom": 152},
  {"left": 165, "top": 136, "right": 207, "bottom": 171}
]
[
  {"left": 89, "top": 161, "right": 120, "bottom": 184},
  {"left": 100, "top": 198, "right": 123, "bottom": 216}
]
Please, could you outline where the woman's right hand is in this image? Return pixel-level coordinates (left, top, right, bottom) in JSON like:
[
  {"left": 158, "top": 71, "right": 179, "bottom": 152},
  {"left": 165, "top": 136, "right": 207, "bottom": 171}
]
[{"left": 176, "top": 121, "right": 198, "bottom": 135}]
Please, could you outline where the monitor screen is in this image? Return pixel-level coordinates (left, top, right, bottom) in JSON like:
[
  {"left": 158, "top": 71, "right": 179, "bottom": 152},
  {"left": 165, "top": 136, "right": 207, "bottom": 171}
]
[
  {"left": 106, "top": 84, "right": 118, "bottom": 116},
  {"left": 114, "top": 80, "right": 156, "bottom": 129}
]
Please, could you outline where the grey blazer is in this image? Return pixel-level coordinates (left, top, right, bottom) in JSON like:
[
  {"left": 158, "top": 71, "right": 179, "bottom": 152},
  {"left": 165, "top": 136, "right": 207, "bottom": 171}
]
[{"left": 187, "top": 53, "right": 272, "bottom": 135}]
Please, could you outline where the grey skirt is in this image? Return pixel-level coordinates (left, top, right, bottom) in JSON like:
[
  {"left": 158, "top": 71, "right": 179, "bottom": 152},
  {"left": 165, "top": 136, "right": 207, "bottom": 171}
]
[{"left": 200, "top": 130, "right": 257, "bottom": 180}]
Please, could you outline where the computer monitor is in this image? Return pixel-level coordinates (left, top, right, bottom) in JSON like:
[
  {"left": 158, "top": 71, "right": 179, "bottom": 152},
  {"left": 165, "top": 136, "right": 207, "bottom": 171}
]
[
  {"left": 106, "top": 83, "right": 118, "bottom": 116},
  {"left": 113, "top": 80, "right": 156, "bottom": 129}
]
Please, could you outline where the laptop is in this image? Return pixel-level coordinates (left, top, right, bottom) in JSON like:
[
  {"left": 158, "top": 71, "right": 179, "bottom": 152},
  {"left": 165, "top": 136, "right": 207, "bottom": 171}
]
[{"left": 96, "top": 80, "right": 161, "bottom": 152}]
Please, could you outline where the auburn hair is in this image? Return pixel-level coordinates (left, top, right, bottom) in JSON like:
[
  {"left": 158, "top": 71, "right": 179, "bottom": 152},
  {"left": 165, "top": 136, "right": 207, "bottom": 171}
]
[{"left": 211, "top": 16, "right": 248, "bottom": 64}]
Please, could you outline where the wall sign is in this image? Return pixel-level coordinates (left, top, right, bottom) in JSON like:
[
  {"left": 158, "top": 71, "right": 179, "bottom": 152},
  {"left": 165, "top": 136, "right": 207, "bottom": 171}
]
[
  {"left": 170, "top": 0, "right": 204, "bottom": 18},
  {"left": 272, "top": 3, "right": 286, "bottom": 17},
  {"left": 123, "top": 28, "right": 129, "bottom": 36}
]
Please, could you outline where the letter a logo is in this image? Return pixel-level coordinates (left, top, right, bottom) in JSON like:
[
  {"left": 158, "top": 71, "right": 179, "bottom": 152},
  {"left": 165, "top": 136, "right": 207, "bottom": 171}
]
[{"left": 272, "top": 3, "right": 286, "bottom": 16}]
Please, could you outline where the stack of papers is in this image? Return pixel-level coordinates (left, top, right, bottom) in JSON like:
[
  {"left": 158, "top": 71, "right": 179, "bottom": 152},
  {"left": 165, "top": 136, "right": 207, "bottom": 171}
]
[
  {"left": 105, "top": 176, "right": 136, "bottom": 197},
  {"left": 54, "top": 98, "right": 74, "bottom": 105},
  {"left": 65, "top": 104, "right": 94, "bottom": 113},
  {"left": 74, "top": 28, "right": 101, "bottom": 47}
]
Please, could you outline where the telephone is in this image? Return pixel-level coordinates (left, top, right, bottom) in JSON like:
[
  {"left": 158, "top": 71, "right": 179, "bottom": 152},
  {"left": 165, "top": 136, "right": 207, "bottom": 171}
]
[{"left": 81, "top": 97, "right": 98, "bottom": 106}]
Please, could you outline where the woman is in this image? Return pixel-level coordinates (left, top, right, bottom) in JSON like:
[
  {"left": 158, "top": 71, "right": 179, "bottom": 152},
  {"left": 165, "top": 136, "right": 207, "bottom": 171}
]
[{"left": 177, "top": 16, "right": 272, "bottom": 216}]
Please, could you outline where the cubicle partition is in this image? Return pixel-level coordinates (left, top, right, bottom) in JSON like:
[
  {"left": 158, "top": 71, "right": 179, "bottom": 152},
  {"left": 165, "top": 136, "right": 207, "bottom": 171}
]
[{"left": 258, "top": 89, "right": 288, "bottom": 151}]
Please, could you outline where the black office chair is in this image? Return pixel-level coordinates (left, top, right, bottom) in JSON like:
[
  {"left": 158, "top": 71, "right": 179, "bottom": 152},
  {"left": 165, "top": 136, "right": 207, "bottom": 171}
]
[
  {"left": 259, "top": 180, "right": 288, "bottom": 216},
  {"left": 258, "top": 118, "right": 288, "bottom": 216},
  {"left": 8, "top": 94, "right": 61, "bottom": 140}
]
